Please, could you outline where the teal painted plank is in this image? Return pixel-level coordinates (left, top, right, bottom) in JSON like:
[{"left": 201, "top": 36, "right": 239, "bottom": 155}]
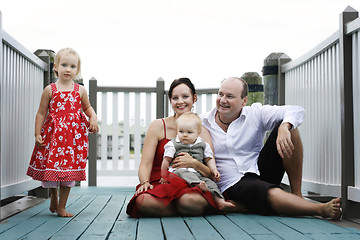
[
  {"left": 71, "top": 186, "right": 135, "bottom": 195},
  {"left": 307, "top": 233, "right": 360, "bottom": 240},
  {"left": 305, "top": 218, "right": 355, "bottom": 234},
  {"left": 336, "top": 233, "right": 360, "bottom": 239},
  {"left": 0, "top": 195, "right": 86, "bottom": 239},
  {"left": 50, "top": 220, "right": 91, "bottom": 240},
  {"left": 184, "top": 216, "right": 223, "bottom": 240},
  {"left": 78, "top": 220, "right": 114, "bottom": 240},
  {"left": 108, "top": 198, "right": 138, "bottom": 240},
  {"left": 20, "top": 195, "right": 96, "bottom": 240},
  {"left": 256, "top": 218, "right": 311, "bottom": 240},
  {"left": 137, "top": 218, "right": 164, "bottom": 240},
  {"left": 161, "top": 217, "right": 195, "bottom": 240},
  {"left": 95, "top": 195, "right": 125, "bottom": 222},
  {"left": 251, "top": 235, "right": 283, "bottom": 240},
  {"left": 205, "top": 215, "right": 253, "bottom": 240},
  {"left": 275, "top": 217, "right": 327, "bottom": 234},
  {"left": 0, "top": 199, "right": 50, "bottom": 234},
  {"left": 109, "top": 221, "right": 138, "bottom": 240},
  {"left": 78, "top": 195, "right": 126, "bottom": 239},
  {"left": 116, "top": 196, "right": 134, "bottom": 221},
  {"left": 75, "top": 195, "right": 111, "bottom": 221},
  {"left": 226, "top": 214, "right": 272, "bottom": 235}
]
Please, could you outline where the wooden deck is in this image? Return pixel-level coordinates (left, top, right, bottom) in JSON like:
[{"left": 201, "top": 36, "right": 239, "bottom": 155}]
[{"left": 1, "top": 187, "right": 360, "bottom": 240}]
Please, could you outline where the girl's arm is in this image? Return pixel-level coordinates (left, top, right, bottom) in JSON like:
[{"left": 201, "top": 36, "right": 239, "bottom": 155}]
[
  {"left": 136, "top": 119, "right": 163, "bottom": 195},
  {"left": 34, "top": 86, "right": 51, "bottom": 147},
  {"left": 79, "top": 85, "right": 99, "bottom": 133}
]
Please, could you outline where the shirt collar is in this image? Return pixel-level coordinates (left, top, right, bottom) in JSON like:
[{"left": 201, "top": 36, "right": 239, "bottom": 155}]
[{"left": 203, "top": 106, "right": 247, "bottom": 127}]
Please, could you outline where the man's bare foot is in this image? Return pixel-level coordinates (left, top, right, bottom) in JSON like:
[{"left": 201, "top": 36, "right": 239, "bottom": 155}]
[
  {"left": 320, "top": 198, "right": 341, "bottom": 220},
  {"left": 197, "top": 182, "right": 208, "bottom": 192},
  {"left": 215, "top": 197, "right": 236, "bottom": 212},
  {"left": 57, "top": 208, "right": 74, "bottom": 217},
  {"left": 50, "top": 193, "right": 58, "bottom": 213}
]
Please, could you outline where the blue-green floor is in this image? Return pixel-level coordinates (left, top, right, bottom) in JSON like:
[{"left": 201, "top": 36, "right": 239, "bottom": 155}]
[{"left": 0, "top": 187, "right": 359, "bottom": 240}]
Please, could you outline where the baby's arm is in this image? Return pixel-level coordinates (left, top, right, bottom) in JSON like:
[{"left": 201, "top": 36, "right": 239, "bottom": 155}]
[
  {"left": 204, "top": 157, "right": 220, "bottom": 182},
  {"left": 160, "top": 156, "right": 172, "bottom": 184},
  {"left": 79, "top": 85, "right": 99, "bottom": 133},
  {"left": 35, "top": 86, "right": 51, "bottom": 147}
]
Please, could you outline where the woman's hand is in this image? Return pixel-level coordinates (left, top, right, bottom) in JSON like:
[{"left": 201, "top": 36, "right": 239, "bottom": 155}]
[
  {"left": 135, "top": 181, "right": 154, "bottom": 195},
  {"left": 171, "top": 152, "right": 197, "bottom": 169}
]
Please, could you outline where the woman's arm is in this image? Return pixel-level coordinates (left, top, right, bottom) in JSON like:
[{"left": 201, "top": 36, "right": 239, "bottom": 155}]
[{"left": 136, "top": 119, "right": 163, "bottom": 195}]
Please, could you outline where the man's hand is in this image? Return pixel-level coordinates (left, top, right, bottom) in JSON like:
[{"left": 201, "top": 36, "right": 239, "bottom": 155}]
[{"left": 276, "top": 122, "right": 294, "bottom": 158}]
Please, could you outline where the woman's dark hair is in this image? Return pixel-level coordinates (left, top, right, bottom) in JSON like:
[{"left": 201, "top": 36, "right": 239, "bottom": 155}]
[{"left": 168, "top": 78, "right": 196, "bottom": 99}]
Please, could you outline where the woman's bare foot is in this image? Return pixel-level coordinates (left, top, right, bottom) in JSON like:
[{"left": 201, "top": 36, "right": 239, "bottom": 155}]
[
  {"left": 197, "top": 181, "right": 208, "bottom": 192},
  {"left": 57, "top": 208, "right": 74, "bottom": 217},
  {"left": 215, "top": 197, "right": 236, "bottom": 212},
  {"left": 320, "top": 198, "right": 341, "bottom": 220},
  {"left": 49, "top": 191, "right": 58, "bottom": 213}
]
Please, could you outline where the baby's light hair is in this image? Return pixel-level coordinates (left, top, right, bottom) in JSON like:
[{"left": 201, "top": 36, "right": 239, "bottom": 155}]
[
  {"left": 176, "top": 112, "right": 202, "bottom": 134},
  {"left": 54, "top": 48, "right": 81, "bottom": 78}
]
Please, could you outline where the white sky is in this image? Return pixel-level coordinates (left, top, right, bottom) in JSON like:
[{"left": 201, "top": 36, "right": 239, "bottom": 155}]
[{"left": 1, "top": 0, "right": 360, "bottom": 89}]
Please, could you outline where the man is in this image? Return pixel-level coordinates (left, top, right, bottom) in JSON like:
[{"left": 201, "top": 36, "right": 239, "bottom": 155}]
[{"left": 201, "top": 77, "right": 341, "bottom": 218}]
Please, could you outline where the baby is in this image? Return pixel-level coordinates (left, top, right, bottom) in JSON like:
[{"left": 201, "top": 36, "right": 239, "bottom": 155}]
[{"left": 160, "top": 112, "right": 234, "bottom": 211}]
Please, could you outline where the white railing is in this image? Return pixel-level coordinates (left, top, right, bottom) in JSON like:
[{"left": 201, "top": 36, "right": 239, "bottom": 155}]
[
  {"left": 87, "top": 78, "right": 218, "bottom": 186},
  {"left": 283, "top": 34, "right": 341, "bottom": 197},
  {"left": 0, "top": 12, "right": 48, "bottom": 200},
  {"left": 281, "top": 7, "right": 360, "bottom": 211}
]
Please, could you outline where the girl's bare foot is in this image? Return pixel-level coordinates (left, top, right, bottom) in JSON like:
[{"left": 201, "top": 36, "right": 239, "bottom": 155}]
[
  {"left": 197, "top": 181, "right": 208, "bottom": 192},
  {"left": 49, "top": 191, "right": 58, "bottom": 213},
  {"left": 215, "top": 197, "right": 236, "bottom": 212},
  {"left": 320, "top": 198, "right": 341, "bottom": 220},
  {"left": 57, "top": 208, "right": 74, "bottom": 217}
]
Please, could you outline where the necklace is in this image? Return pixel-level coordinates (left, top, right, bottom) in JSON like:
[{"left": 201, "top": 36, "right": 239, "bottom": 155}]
[{"left": 217, "top": 112, "right": 231, "bottom": 126}]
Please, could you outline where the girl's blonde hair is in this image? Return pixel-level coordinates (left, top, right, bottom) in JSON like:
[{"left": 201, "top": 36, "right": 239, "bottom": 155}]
[
  {"left": 176, "top": 112, "right": 202, "bottom": 134},
  {"left": 54, "top": 48, "right": 81, "bottom": 79}
]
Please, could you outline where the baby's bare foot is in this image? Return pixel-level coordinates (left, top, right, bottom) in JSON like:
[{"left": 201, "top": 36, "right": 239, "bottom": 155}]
[
  {"left": 57, "top": 208, "right": 74, "bottom": 217},
  {"left": 197, "top": 181, "right": 208, "bottom": 192},
  {"left": 215, "top": 198, "right": 236, "bottom": 212},
  {"left": 50, "top": 194, "right": 58, "bottom": 213},
  {"left": 321, "top": 198, "right": 341, "bottom": 220},
  {"left": 228, "top": 200, "right": 248, "bottom": 213}
]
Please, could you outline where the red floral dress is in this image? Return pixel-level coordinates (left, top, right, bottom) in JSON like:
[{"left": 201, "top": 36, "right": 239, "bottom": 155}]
[{"left": 27, "top": 83, "right": 89, "bottom": 182}]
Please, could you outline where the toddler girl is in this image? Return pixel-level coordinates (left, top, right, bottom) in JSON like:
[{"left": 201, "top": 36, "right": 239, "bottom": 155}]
[{"left": 27, "top": 48, "right": 98, "bottom": 217}]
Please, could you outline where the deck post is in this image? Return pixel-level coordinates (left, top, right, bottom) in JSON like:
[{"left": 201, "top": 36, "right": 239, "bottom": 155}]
[
  {"left": 156, "top": 78, "right": 165, "bottom": 118},
  {"left": 0, "top": 11, "right": 3, "bottom": 204},
  {"left": 339, "top": 6, "right": 358, "bottom": 218},
  {"left": 278, "top": 54, "right": 291, "bottom": 105},
  {"left": 35, "top": 51, "right": 50, "bottom": 88},
  {"left": 262, "top": 52, "right": 291, "bottom": 105},
  {"left": 88, "top": 78, "right": 97, "bottom": 186}
]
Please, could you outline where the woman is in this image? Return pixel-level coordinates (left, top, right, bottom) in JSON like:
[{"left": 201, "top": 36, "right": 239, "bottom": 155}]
[{"left": 126, "top": 78, "right": 217, "bottom": 217}]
